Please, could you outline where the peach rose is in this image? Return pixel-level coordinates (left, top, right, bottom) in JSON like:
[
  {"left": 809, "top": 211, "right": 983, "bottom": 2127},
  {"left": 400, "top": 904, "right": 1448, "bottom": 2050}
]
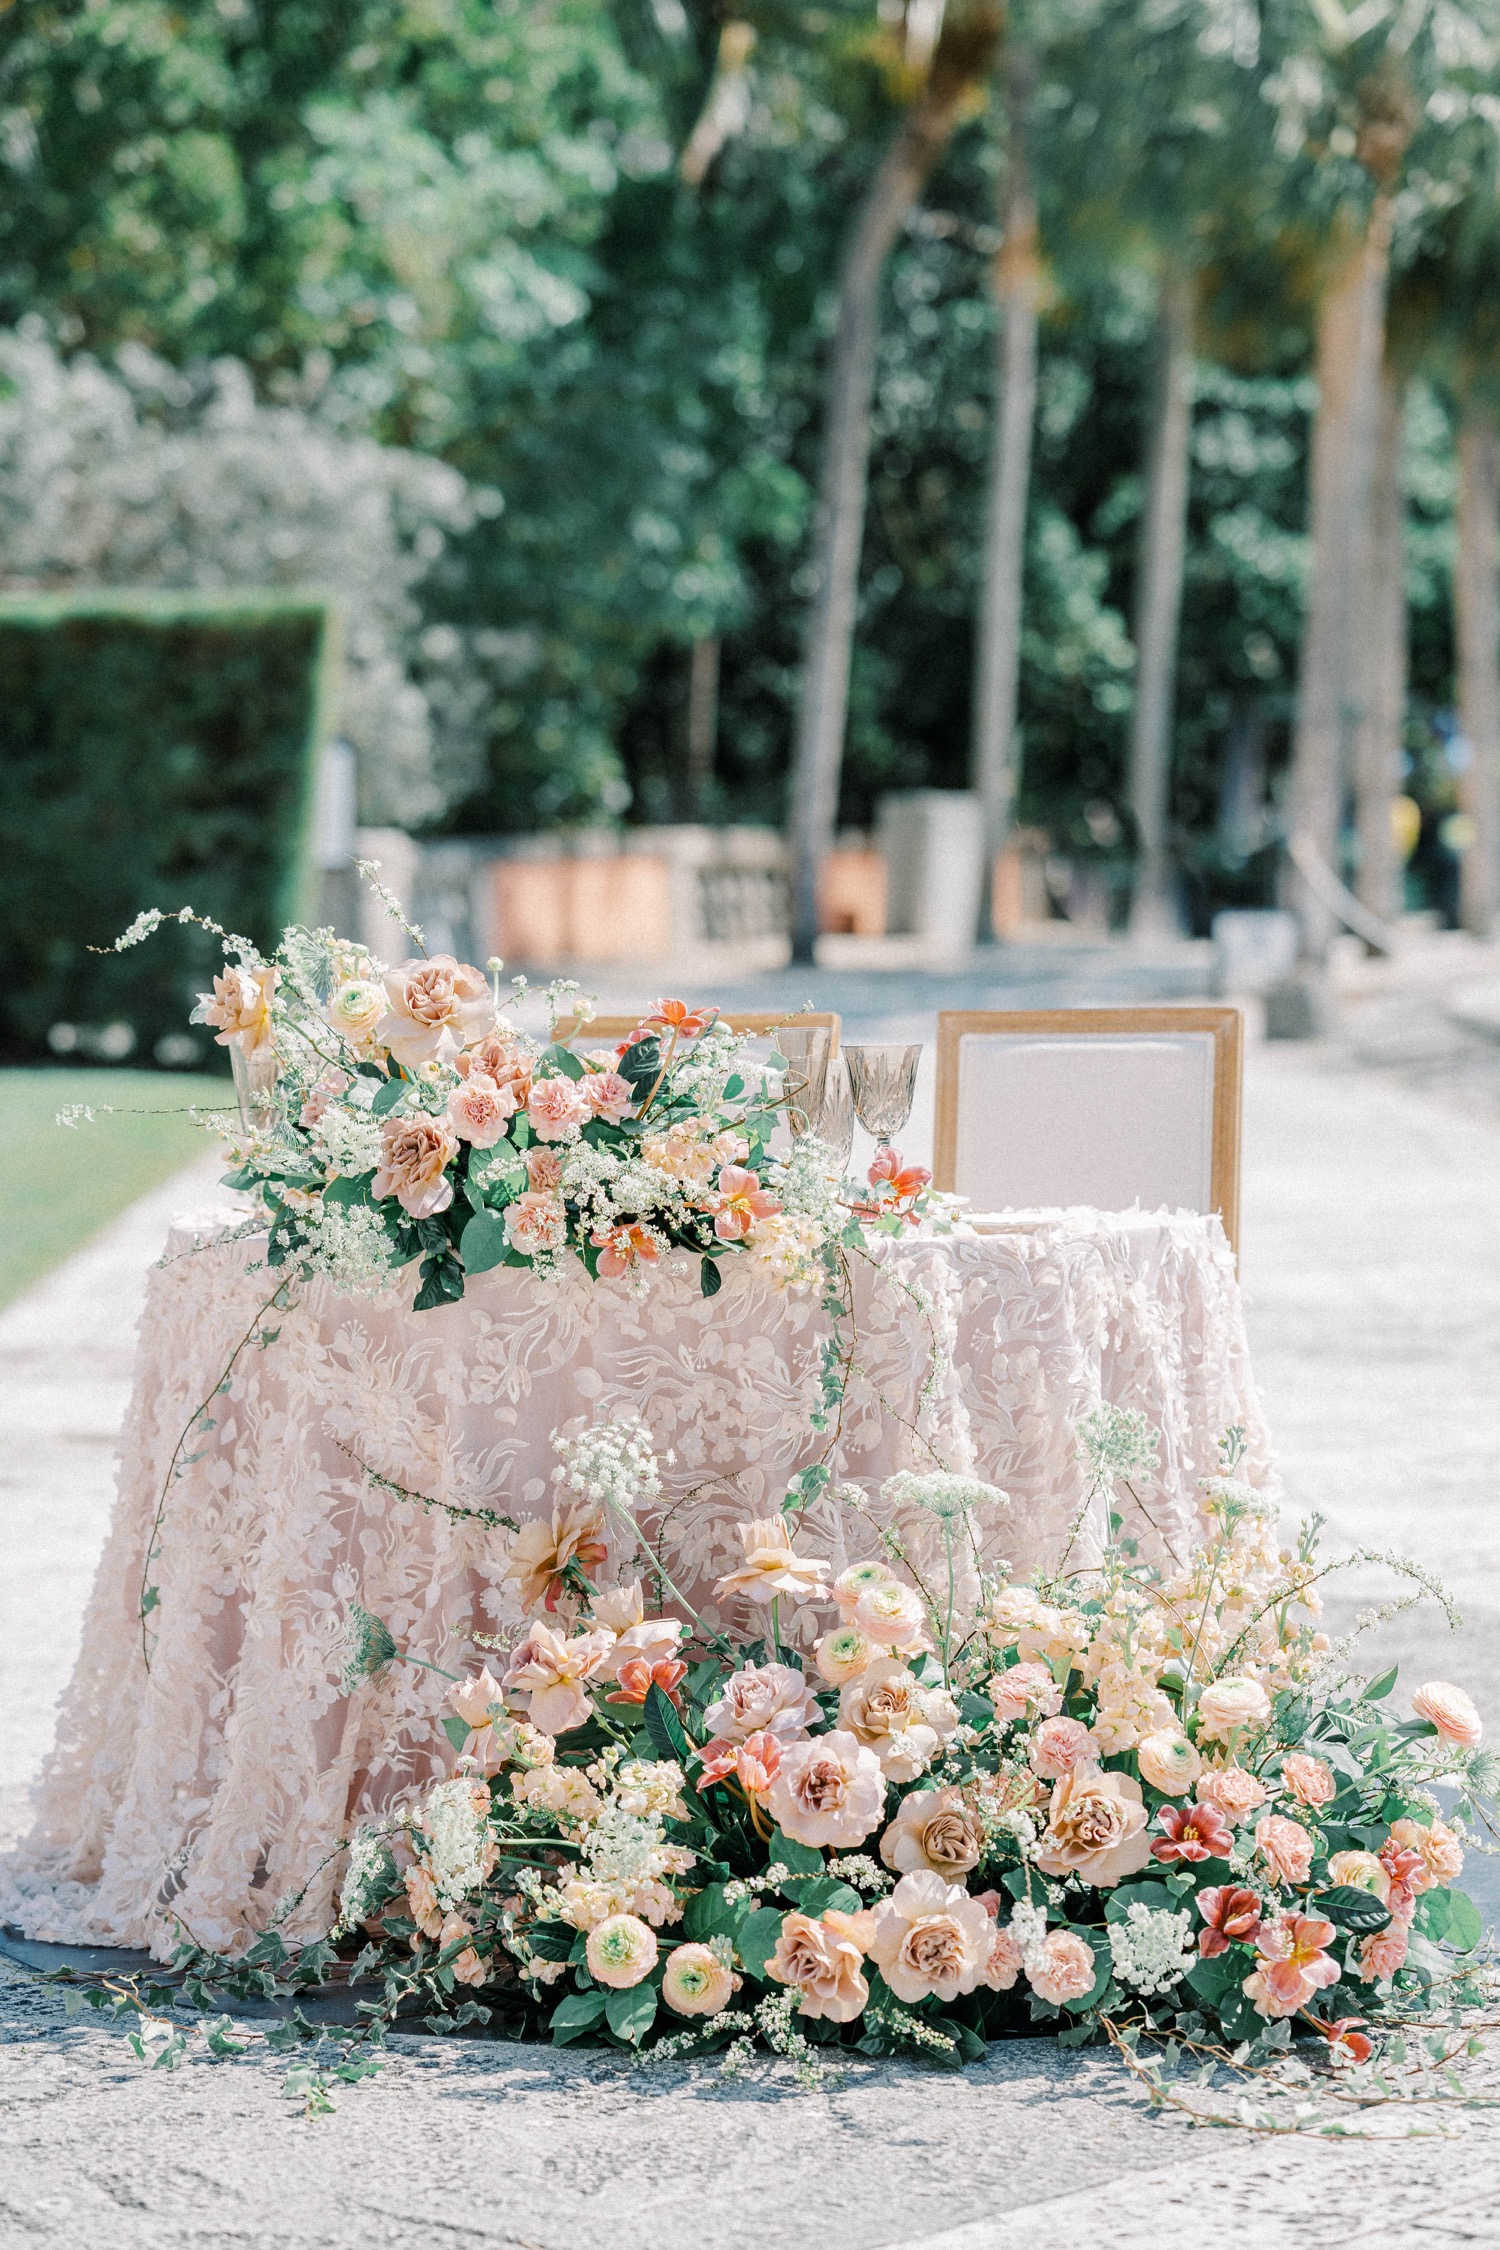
[
  {"left": 838, "top": 1658, "right": 956, "bottom": 1782},
  {"left": 194, "top": 962, "right": 277, "bottom": 1052},
  {"left": 879, "top": 1786, "right": 985, "bottom": 1878},
  {"left": 1358, "top": 1922, "right": 1410, "bottom": 1982},
  {"left": 1027, "top": 1928, "right": 1097, "bottom": 2007},
  {"left": 1195, "top": 1763, "right": 1269, "bottom": 1825},
  {"left": 1412, "top": 1680, "right": 1483, "bottom": 1748},
  {"left": 504, "top": 1189, "right": 566, "bottom": 1257},
  {"left": 586, "top": 1913, "right": 658, "bottom": 1989},
  {"left": 867, "top": 1871, "right": 993, "bottom": 2005},
  {"left": 526, "top": 1076, "right": 589, "bottom": 1143},
  {"left": 1327, "top": 1848, "right": 1389, "bottom": 1900},
  {"left": 1032, "top": 1763, "right": 1152, "bottom": 1888},
  {"left": 662, "top": 1943, "right": 736, "bottom": 2017},
  {"left": 1195, "top": 1675, "right": 1272, "bottom": 1744},
  {"left": 1388, "top": 1816, "right": 1464, "bottom": 1889},
  {"left": 1030, "top": 1715, "right": 1097, "bottom": 1780},
  {"left": 989, "top": 1661, "right": 1063, "bottom": 1725},
  {"left": 1253, "top": 1813, "right": 1315, "bottom": 1888},
  {"left": 447, "top": 1072, "right": 516, "bottom": 1147},
  {"left": 373, "top": 1112, "right": 459, "bottom": 1219},
  {"left": 582, "top": 1070, "right": 635, "bottom": 1125},
  {"left": 766, "top": 1910, "right": 870, "bottom": 2022},
  {"left": 701, "top": 1660, "right": 817, "bottom": 1743},
  {"left": 1280, "top": 1753, "right": 1337, "bottom": 1808},
  {"left": 714, "top": 1518, "right": 829, "bottom": 1606},
  {"left": 506, "top": 1502, "right": 608, "bottom": 1613},
  {"left": 501, "top": 1621, "right": 613, "bottom": 1734},
  {"left": 815, "top": 1626, "right": 877, "bottom": 1686},
  {"left": 378, "top": 955, "right": 493, "bottom": 1069},
  {"left": 765, "top": 1730, "right": 887, "bottom": 1849},
  {"left": 1137, "top": 1731, "right": 1203, "bottom": 1796}
]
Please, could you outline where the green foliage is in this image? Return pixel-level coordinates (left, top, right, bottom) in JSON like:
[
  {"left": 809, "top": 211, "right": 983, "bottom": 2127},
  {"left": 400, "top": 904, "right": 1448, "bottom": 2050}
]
[{"left": 0, "top": 594, "right": 329, "bottom": 1063}]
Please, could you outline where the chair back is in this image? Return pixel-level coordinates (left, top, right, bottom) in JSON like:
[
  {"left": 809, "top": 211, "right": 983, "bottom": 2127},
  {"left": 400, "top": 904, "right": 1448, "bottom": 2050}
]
[
  {"left": 558, "top": 1010, "right": 840, "bottom": 1053},
  {"left": 933, "top": 1006, "right": 1243, "bottom": 1254}
]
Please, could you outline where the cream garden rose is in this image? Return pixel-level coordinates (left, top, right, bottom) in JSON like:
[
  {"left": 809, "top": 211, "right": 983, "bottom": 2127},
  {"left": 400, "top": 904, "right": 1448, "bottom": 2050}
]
[
  {"left": 765, "top": 1730, "right": 885, "bottom": 1848},
  {"left": 704, "top": 1660, "right": 820, "bottom": 1744},
  {"left": 867, "top": 1872, "right": 993, "bottom": 2005},
  {"left": 838, "top": 1658, "right": 957, "bottom": 1781},
  {"left": 879, "top": 1786, "right": 985, "bottom": 1878},
  {"left": 766, "top": 1909, "right": 871, "bottom": 2022},
  {"left": 1032, "top": 1764, "right": 1152, "bottom": 1887}
]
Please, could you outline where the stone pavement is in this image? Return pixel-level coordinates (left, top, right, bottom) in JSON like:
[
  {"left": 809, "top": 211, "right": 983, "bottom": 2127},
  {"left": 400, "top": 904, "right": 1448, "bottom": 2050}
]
[{"left": 4, "top": 969, "right": 1500, "bottom": 2246}]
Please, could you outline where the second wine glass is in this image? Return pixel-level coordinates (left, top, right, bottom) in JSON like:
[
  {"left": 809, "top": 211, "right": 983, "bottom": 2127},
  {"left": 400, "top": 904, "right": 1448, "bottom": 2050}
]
[{"left": 843, "top": 1042, "right": 921, "bottom": 1158}]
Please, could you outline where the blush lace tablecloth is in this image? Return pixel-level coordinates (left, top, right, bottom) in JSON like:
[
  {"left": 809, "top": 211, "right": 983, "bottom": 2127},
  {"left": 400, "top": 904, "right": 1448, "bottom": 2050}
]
[{"left": 2, "top": 1205, "right": 1272, "bottom": 1960}]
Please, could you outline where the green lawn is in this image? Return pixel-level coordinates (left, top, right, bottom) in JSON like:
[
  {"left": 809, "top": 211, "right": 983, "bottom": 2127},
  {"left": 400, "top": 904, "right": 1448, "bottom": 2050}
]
[{"left": 0, "top": 1068, "right": 232, "bottom": 1306}]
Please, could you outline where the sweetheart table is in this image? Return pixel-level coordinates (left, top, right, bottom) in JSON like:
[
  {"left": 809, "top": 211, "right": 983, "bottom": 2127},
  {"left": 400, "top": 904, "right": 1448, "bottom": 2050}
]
[{"left": 2, "top": 1203, "right": 1272, "bottom": 1960}]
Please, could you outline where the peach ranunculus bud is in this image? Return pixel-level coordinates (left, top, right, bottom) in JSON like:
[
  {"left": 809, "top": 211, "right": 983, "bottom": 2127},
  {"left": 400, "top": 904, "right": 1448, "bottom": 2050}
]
[
  {"left": 327, "top": 977, "right": 386, "bottom": 1052},
  {"left": 586, "top": 1913, "right": 659, "bottom": 1989},
  {"left": 1194, "top": 1762, "right": 1269, "bottom": 1825},
  {"left": 194, "top": 962, "right": 278, "bottom": 1052},
  {"left": 447, "top": 1072, "right": 516, "bottom": 1147},
  {"left": 1279, "top": 1752, "right": 1337, "bottom": 1808},
  {"left": 766, "top": 1910, "right": 871, "bottom": 2022},
  {"left": 1412, "top": 1680, "right": 1484, "bottom": 1748},
  {"left": 867, "top": 1871, "right": 994, "bottom": 2005},
  {"left": 1029, "top": 1715, "right": 1096, "bottom": 1781},
  {"left": 1253, "top": 1812, "right": 1315, "bottom": 1888},
  {"left": 372, "top": 1112, "right": 459, "bottom": 1219},
  {"left": 1136, "top": 1730, "right": 1202, "bottom": 1796},
  {"left": 661, "top": 1942, "right": 736, "bottom": 2018},
  {"left": 1327, "top": 1847, "right": 1389, "bottom": 1900},
  {"left": 989, "top": 1661, "right": 1064, "bottom": 1726},
  {"left": 1025, "top": 1927, "right": 1096, "bottom": 2007},
  {"left": 764, "top": 1730, "right": 886, "bottom": 1849},
  {"left": 714, "top": 1519, "right": 830, "bottom": 1607},
  {"left": 377, "top": 955, "right": 494, "bottom": 1070},
  {"left": 815, "top": 1625, "right": 877, "bottom": 1686},
  {"left": 1194, "top": 1675, "right": 1272, "bottom": 1744},
  {"left": 834, "top": 1558, "right": 897, "bottom": 1618}
]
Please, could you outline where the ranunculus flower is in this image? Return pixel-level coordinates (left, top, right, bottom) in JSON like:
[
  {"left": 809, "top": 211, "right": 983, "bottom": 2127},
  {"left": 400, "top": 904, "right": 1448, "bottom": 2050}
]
[
  {"left": 704, "top": 1660, "right": 820, "bottom": 1743},
  {"left": 1388, "top": 1815, "right": 1464, "bottom": 1889},
  {"left": 765, "top": 1730, "right": 887, "bottom": 1849},
  {"left": 194, "top": 962, "right": 278, "bottom": 1051},
  {"left": 851, "top": 1579, "right": 929, "bottom": 1650},
  {"left": 507, "top": 1502, "right": 608, "bottom": 1613},
  {"left": 879, "top": 1786, "right": 985, "bottom": 1878},
  {"left": 581, "top": 1070, "right": 635, "bottom": 1124},
  {"left": 714, "top": 1519, "right": 830, "bottom": 1606},
  {"left": 1153, "top": 1800, "right": 1235, "bottom": 1864},
  {"left": 504, "top": 1189, "right": 566, "bottom": 1258},
  {"left": 1030, "top": 1715, "right": 1097, "bottom": 1780},
  {"left": 1253, "top": 1813, "right": 1315, "bottom": 1888},
  {"left": 1327, "top": 1848, "right": 1389, "bottom": 1900},
  {"left": 1032, "top": 1763, "right": 1152, "bottom": 1888},
  {"left": 815, "top": 1626, "right": 877, "bottom": 1686},
  {"left": 1196, "top": 1884, "right": 1263, "bottom": 1958},
  {"left": 526, "top": 1075, "right": 589, "bottom": 1143},
  {"left": 711, "top": 1164, "right": 780, "bottom": 1243},
  {"left": 1137, "top": 1730, "right": 1202, "bottom": 1796},
  {"left": 766, "top": 1911, "right": 870, "bottom": 2022},
  {"left": 1027, "top": 1928, "right": 1097, "bottom": 2007},
  {"left": 1243, "top": 1912, "right": 1339, "bottom": 2019},
  {"left": 662, "top": 1943, "right": 736, "bottom": 2017},
  {"left": 867, "top": 1871, "right": 993, "bottom": 2005},
  {"left": 1195, "top": 1675, "right": 1272, "bottom": 1744},
  {"left": 1279, "top": 1752, "right": 1337, "bottom": 1808},
  {"left": 1412, "top": 1680, "right": 1483, "bottom": 1748},
  {"left": 834, "top": 1560, "right": 897, "bottom": 1618},
  {"left": 989, "top": 1661, "right": 1063, "bottom": 1725},
  {"left": 838, "top": 1657, "right": 956, "bottom": 1782},
  {"left": 327, "top": 978, "right": 386, "bottom": 1052},
  {"left": 1358, "top": 1922, "right": 1410, "bottom": 1982},
  {"left": 502, "top": 1622, "right": 613, "bottom": 1734},
  {"left": 373, "top": 1112, "right": 459, "bottom": 1219},
  {"left": 586, "top": 1913, "right": 659, "bottom": 1988},
  {"left": 447, "top": 1071, "right": 516, "bottom": 1146},
  {"left": 1194, "top": 1763, "right": 1269, "bottom": 1825},
  {"left": 378, "top": 955, "right": 493, "bottom": 1069}
]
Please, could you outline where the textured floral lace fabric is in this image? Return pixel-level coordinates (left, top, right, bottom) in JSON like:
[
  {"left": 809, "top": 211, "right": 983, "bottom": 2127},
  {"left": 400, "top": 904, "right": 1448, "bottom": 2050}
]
[{"left": 2, "top": 1207, "right": 1272, "bottom": 1960}]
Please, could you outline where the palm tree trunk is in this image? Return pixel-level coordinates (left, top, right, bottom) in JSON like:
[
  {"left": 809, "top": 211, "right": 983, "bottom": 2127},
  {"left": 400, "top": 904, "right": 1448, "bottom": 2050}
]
[
  {"left": 1352, "top": 363, "right": 1407, "bottom": 922},
  {"left": 1127, "top": 261, "right": 1197, "bottom": 935},
  {"left": 1285, "top": 194, "right": 1395, "bottom": 956},
  {"left": 971, "top": 51, "right": 1040, "bottom": 935},
  {"left": 1456, "top": 404, "right": 1500, "bottom": 934},
  {"left": 787, "top": 9, "right": 1000, "bottom": 963}
]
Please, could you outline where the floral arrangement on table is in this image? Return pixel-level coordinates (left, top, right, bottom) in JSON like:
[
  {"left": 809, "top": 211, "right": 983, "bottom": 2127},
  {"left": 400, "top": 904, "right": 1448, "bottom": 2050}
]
[
  {"left": 104, "top": 894, "right": 927, "bottom": 1313},
  {"left": 128, "top": 1409, "right": 1494, "bottom": 2118}
]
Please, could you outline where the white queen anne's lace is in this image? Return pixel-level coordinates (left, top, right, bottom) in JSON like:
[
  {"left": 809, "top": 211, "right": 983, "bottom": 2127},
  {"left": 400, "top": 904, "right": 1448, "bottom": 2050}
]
[
  {"left": 415, "top": 1779, "right": 492, "bottom": 1910},
  {"left": 1106, "top": 1902, "right": 1196, "bottom": 1996}
]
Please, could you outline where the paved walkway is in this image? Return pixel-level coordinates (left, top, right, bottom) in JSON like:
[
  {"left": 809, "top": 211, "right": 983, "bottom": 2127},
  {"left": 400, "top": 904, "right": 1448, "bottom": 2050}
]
[{"left": 3, "top": 1002, "right": 1500, "bottom": 2247}]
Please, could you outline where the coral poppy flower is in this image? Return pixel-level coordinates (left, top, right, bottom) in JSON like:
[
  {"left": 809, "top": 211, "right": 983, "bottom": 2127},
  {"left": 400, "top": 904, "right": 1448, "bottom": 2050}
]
[
  {"left": 698, "top": 1731, "right": 782, "bottom": 1795},
  {"left": 1307, "top": 2014, "right": 1374, "bottom": 2066},
  {"left": 646, "top": 998, "right": 715, "bottom": 1040},
  {"left": 591, "top": 1222, "right": 662, "bottom": 1279},
  {"left": 712, "top": 1165, "right": 781, "bottom": 1242},
  {"left": 1152, "top": 1801, "right": 1235, "bottom": 1864},
  {"left": 606, "top": 1657, "right": 688, "bottom": 1708},
  {"left": 867, "top": 1146, "right": 932, "bottom": 1201},
  {"left": 1195, "top": 1884, "right": 1263, "bottom": 1957},
  {"left": 1376, "top": 1840, "right": 1426, "bottom": 1925}
]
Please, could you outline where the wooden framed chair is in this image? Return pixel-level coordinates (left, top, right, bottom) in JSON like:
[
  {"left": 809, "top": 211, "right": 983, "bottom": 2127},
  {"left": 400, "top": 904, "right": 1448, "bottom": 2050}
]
[
  {"left": 558, "top": 1010, "right": 840, "bottom": 1052},
  {"left": 933, "top": 1006, "right": 1244, "bottom": 1255}
]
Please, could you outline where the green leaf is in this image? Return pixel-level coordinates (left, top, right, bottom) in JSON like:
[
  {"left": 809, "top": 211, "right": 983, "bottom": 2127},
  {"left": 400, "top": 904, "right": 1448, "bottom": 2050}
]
[
  {"left": 372, "top": 1077, "right": 408, "bottom": 1116},
  {"left": 1062, "top": 1929, "right": 1114, "bottom": 2014},
  {"left": 736, "top": 1905, "right": 786, "bottom": 1979},
  {"left": 526, "top": 1921, "right": 579, "bottom": 1962},
  {"left": 780, "top": 1877, "right": 861, "bottom": 1916},
  {"left": 768, "top": 1827, "right": 823, "bottom": 1875},
  {"left": 1104, "top": 1880, "right": 1177, "bottom": 1924},
  {"left": 935, "top": 2016, "right": 988, "bottom": 2063},
  {"left": 459, "top": 1206, "right": 511, "bottom": 1276},
  {"left": 683, "top": 1883, "right": 747, "bottom": 1943},
  {"left": 1185, "top": 1951, "right": 1239, "bottom": 2006},
  {"left": 1310, "top": 1885, "right": 1392, "bottom": 1934},
  {"left": 700, "top": 1255, "right": 723, "bottom": 1299},
  {"left": 550, "top": 1990, "right": 606, "bottom": 2044},
  {"left": 542, "top": 1043, "right": 585, "bottom": 1081},
  {"left": 441, "top": 1714, "right": 470, "bottom": 1753},
  {"left": 1364, "top": 1666, "right": 1399, "bottom": 1702},
  {"left": 643, "top": 1682, "right": 692, "bottom": 1765},
  {"left": 604, "top": 1982, "right": 658, "bottom": 2046}
]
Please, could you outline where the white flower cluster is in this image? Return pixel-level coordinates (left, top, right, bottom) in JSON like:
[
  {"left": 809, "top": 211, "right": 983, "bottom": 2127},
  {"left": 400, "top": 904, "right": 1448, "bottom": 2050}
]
[
  {"left": 1078, "top": 1404, "right": 1160, "bottom": 1485},
  {"left": 824, "top": 1855, "right": 894, "bottom": 1895},
  {"left": 335, "top": 1830, "right": 395, "bottom": 1934},
  {"left": 671, "top": 1023, "right": 751, "bottom": 1105},
  {"left": 1106, "top": 1903, "right": 1196, "bottom": 1996},
  {"left": 1009, "top": 1899, "right": 1052, "bottom": 1976},
  {"left": 551, "top": 1415, "right": 665, "bottom": 1516},
  {"left": 299, "top": 1201, "right": 399, "bottom": 1300},
  {"left": 309, "top": 1105, "right": 385, "bottom": 1179},
  {"left": 768, "top": 1131, "right": 843, "bottom": 1218},
  {"left": 881, "top": 1470, "right": 1008, "bottom": 1524},
  {"left": 583, "top": 1807, "right": 668, "bottom": 1882},
  {"left": 417, "top": 1779, "right": 493, "bottom": 1911}
]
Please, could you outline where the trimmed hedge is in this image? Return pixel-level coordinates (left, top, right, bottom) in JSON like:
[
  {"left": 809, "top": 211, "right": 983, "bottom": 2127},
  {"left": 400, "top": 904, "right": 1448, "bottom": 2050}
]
[{"left": 0, "top": 593, "right": 335, "bottom": 1066}]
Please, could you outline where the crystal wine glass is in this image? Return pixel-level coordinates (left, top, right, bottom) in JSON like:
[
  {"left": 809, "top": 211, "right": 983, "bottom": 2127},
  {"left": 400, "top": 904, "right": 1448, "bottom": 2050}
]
[
  {"left": 776, "top": 1024, "right": 832, "bottom": 1139},
  {"left": 843, "top": 1042, "right": 921, "bottom": 1159},
  {"left": 230, "top": 1036, "right": 280, "bottom": 1137},
  {"left": 815, "top": 1053, "right": 855, "bottom": 1171}
]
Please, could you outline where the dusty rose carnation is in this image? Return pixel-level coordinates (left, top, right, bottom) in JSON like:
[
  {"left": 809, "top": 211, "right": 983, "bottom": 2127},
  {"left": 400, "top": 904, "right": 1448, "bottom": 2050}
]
[
  {"left": 1136, "top": 1731, "right": 1202, "bottom": 1796},
  {"left": 1194, "top": 1763, "right": 1269, "bottom": 1826},
  {"left": 504, "top": 1189, "right": 566, "bottom": 1257},
  {"left": 582, "top": 1070, "right": 635, "bottom": 1124},
  {"left": 447, "top": 1072, "right": 516, "bottom": 1146},
  {"left": 980, "top": 1924, "right": 1027, "bottom": 1990},
  {"left": 378, "top": 955, "right": 493, "bottom": 1069},
  {"left": 766, "top": 1910, "right": 870, "bottom": 2022},
  {"left": 523, "top": 1075, "right": 587, "bottom": 1143},
  {"left": 704, "top": 1660, "right": 820, "bottom": 1744},
  {"left": 989, "top": 1661, "right": 1063, "bottom": 1725},
  {"left": 373, "top": 1112, "right": 459, "bottom": 1218},
  {"left": 1029, "top": 1715, "right": 1096, "bottom": 1780},
  {"left": 1412, "top": 1680, "right": 1483, "bottom": 1748},
  {"left": 765, "top": 1730, "right": 887, "bottom": 1849},
  {"left": 1279, "top": 1753, "right": 1337, "bottom": 1808},
  {"left": 1027, "top": 1928, "right": 1096, "bottom": 2007},
  {"left": 1358, "top": 1922, "right": 1410, "bottom": 1982},
  {"left": 1388, "top": 1815, "right": 1464, "bottom": 1889},
  {"left": 879, "top": 1786, "right": 985, "bottom": 1878},
  {"left": 1195, "top": 1675, "right": 1272, "bottom": 1744},
  {"left": 1254, "top": 1813, "right": 1315, "bottom": 1888},
  {"left": 1032, "top": 1763, "right": 1152, "bottom": 1888},
  {"left": 868, "top": 1871, "right": 993, "bottom": 2005}
]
